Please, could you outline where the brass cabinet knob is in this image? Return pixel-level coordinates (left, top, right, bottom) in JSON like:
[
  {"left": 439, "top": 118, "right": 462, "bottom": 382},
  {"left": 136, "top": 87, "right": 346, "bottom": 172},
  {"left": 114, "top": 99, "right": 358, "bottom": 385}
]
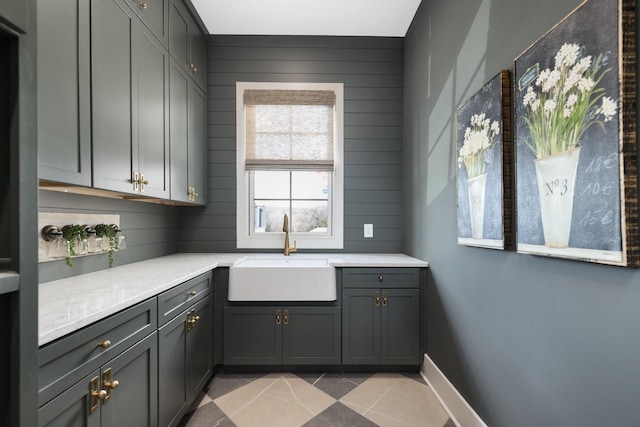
[
  {"left": 190, "top": 290, "right": 197, "bottom": 296},
  {"left": 98, "top": 340, "right": 111, "bottom": 349},
  {"left": 139, "top": 2, "right": 148, "bottom": 9},
  {"left": 105, "top": 379, "right": 119, "bottom": 390},
  {"left": 378, "top": 275, "right": 383, "bottom": 282},
  {"left": 92, "top": 389, "right": 108, "bottom": 400},
  {"left": 189, "top": 63, "right": 197, "bottom": 72}
]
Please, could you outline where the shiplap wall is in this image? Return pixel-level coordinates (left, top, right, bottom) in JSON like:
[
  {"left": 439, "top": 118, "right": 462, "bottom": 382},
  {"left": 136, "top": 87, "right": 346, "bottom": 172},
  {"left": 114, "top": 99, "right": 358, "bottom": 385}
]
[
  {"left": 178, "top": 36, "right": 405, "bottom": 253},
  {"left": 38, "top": 190, "right": 179, "bottom": 282}
]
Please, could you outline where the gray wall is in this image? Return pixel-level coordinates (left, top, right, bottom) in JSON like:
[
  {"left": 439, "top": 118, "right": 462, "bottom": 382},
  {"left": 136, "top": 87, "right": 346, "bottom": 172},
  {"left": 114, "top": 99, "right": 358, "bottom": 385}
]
[
  {"left": 39, "top": 190, "right": 179, "bottom": 282},
  {"left": 178, "top": 36, "right": 405, "bottom": 253},
  {"left": 404, "top": 0, "right": 640, "bottom": 426}
]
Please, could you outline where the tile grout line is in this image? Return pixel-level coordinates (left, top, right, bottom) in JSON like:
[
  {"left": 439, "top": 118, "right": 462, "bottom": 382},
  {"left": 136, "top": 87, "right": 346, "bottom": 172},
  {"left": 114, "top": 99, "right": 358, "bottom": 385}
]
[
  {"left": 283, "top": 375, "right": 328, "bottom": 417},
  {"left": 311, "top": 372, "right": 326, "bottom": 386},
  {"left": 221, "top": 374, "right": 284, "bottom": 418}
]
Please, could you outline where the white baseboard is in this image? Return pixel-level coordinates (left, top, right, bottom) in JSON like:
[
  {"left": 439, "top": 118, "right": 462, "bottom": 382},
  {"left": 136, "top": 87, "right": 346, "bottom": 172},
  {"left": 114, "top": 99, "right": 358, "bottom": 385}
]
[{"left": 420, "top": 354, "right": 488, "bottom": 427}]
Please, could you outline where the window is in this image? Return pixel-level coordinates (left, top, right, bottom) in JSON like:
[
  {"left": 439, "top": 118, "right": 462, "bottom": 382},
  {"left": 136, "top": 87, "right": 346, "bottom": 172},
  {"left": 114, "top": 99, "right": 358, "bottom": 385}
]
[{"left": 236, "top": 82, "right": 344, "bottom": 249}]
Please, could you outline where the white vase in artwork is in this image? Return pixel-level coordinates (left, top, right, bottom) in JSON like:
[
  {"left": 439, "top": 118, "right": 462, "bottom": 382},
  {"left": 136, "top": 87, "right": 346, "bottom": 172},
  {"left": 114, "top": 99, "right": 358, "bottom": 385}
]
[
  {"left": 467, "top": 173, "right": 488, "bottom": 239},
  {"left": 534, "top": 147, "right": 581, "bottom": 248}
]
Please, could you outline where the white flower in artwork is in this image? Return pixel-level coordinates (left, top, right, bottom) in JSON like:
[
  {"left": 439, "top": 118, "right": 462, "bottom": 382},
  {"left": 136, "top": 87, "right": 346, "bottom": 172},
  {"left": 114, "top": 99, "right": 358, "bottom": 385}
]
[
  {"left": 521, "top": 42, "right": 617, "bottom": 158},
  {"left": 458, "top": 113, "right": 500, "bottom": 178}
]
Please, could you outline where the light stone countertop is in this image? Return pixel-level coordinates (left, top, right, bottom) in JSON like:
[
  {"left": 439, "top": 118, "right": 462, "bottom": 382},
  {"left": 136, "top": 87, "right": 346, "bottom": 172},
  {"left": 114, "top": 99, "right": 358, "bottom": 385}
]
[{"left": 39, "top": 253, "right": 428, "bottom": 346}]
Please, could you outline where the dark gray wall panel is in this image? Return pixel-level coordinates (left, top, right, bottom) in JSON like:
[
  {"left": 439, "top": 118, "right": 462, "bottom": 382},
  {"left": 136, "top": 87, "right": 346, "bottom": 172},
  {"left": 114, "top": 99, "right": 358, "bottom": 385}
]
[
  {"left": 39, "top": 190, "right": 179, "bottom": 283},
  {"left": 404, "top": 0, "right": 640, "bottom": 426},
  {"left": 179, "top": 35, "right": 404, "bottom": 253}
]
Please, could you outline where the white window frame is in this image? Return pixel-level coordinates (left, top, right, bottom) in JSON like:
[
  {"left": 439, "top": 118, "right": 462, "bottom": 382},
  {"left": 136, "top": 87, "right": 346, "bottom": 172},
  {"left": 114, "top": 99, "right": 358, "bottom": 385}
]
[{"left": 236, "top": 82, "right": 344, "bottom": 249}]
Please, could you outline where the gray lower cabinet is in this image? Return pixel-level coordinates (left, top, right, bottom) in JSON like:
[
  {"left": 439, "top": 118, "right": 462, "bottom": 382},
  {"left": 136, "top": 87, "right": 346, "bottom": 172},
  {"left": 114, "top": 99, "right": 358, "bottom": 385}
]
[
  {"left": 223, "top": 306, "right": 341, "bottom": 365},
  {"left": 38, "top": 272, "right": 215, "bottom": 427},
  {"left": 342, "top": 268, "right": 421, "bottom": 365},
  {"left": 169, "top": 58, "right": 207, "bottom": 205},
  {"left": 37, "top": 0, "right": 91, "bottom": 186},
  {"left": 39, "top": 331, "right": 159, "bottom": 427},
  {"left": 91, "top": 0, "right": 169, "bottom": 198},
  {"left": 158, "top": 275, "right": 213, "bottom": 427}
]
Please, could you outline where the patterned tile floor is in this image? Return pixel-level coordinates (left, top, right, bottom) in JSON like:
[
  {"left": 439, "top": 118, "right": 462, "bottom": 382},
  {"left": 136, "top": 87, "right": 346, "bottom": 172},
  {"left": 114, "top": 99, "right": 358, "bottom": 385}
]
[{"left": 178, "top": 372, "right": 456, "bottom": 427}]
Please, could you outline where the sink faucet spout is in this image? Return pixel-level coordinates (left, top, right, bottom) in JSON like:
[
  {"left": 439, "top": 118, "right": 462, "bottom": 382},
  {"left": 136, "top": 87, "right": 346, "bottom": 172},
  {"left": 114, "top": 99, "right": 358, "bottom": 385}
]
[{"left": 283, "top": 214, "right": 297, "bottom": 256}]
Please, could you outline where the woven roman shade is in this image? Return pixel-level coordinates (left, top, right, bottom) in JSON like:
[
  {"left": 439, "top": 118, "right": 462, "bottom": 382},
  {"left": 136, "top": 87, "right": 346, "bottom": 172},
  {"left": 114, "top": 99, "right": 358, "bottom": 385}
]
[{"left": 244, "top": 89, "right": 335, "bottom": 170}]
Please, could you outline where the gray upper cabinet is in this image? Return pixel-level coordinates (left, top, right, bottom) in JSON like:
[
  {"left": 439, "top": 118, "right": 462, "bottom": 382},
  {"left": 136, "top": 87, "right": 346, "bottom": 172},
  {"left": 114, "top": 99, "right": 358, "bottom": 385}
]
[
  {"left": 123, "top": 0, "right": 169, "bottom": 47},
  {"left": 169, "top": 0, "right": 207, "bottom": 90},
  {"left": 37, "top": 0, "right": 91, "bottom": 186},
  {"left": 170, "top": 59, "right": 207, "bottom": 205},
  {"left": 91, "top": 0, "right": 169, "bottom": 198},
  {"left": 0, "top": 0, "right": 27, "bottom": 32}
]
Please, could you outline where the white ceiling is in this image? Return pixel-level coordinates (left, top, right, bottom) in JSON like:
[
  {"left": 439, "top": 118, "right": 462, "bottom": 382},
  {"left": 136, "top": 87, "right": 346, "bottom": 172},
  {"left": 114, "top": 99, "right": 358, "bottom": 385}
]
[{"left": 191, "top": 0, "right": 423, "bottom": 37}]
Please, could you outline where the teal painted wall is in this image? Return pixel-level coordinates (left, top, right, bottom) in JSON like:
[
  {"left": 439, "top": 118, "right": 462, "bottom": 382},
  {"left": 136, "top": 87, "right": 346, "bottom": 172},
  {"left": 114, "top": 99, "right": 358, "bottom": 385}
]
[{"left": 404, "top": 0, "right": 640, "bottom": 425}]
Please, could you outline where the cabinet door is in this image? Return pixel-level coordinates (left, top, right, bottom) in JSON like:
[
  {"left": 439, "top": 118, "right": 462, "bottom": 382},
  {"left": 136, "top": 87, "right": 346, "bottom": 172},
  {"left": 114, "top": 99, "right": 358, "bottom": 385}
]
[
  {"left": 158, "top": 311, "right": 188, "bottom": 427},
  {"left": 136, "top": 0, "right": 168, "bottom": 46},
  {"left": 0, "top": 0, "right": 27, "bottom": 31},
  {"left": 169, "top": 59, "right": 190, "bottom": 203},
  {"left": 223, "top": 307, "right": 282, "bottom": 365},
  {"left": 188, "top": 82, "right": 207, "bottom": 205},
  {"left": 38, "top": 370, "right": 100, "bottom": 427},
  {"left": 186, "top": 296, "right": 213, "bottom": 400},
  {"left": 283, "top": 306, "right": 341, "bottom": 365},
  {"left": 101, "top": 332, "right": 158, "bottom": 427},
  {"left": 168, "top": 0, "right": 189, "bottom": 70},
  {"left": 91, "top": 0, "right": 137, "bottom": 194},
  {"left": 37, "top": 0, "right": 91, "bottom": 186},
  {"left": 342, "top": 289, "right": 380, "bottom": 365},
  {"left": 188, "top": 27, "right": 207, "bottom": 90},
  {"left": 136, "top": 24, "right": 170, "bottom": 198},
  {"left": 381, "top": 289, "right": 420, "bottom": 365}
]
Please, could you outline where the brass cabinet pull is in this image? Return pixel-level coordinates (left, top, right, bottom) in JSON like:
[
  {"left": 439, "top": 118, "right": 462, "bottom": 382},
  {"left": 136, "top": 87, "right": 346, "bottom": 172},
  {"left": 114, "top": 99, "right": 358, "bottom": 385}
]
[
  {"left": 186, "top": 310, "right": 200, "bottom": 331},
  {"left": 190, "top": 290, "right": 197, "bottom": 296},
  {"left": 283, "top": 309, "right": 289, "bottom": 325},
  {"left": 275, "top": 309, "right": 281, "bottom": 325},
  {"left": 139, "top": 174, "right": 148, "bottom": 192},
  {"left": 189, "top": 63, "right": 197, "bottom": 72},
  {"left": 374, "top": 291, "right": 380, "bottom": 307},
  {"left": 133, "top": 171, "right": 140, "bottom": 192},
  {"left": 139, "top": 2, "right": 148, "bottom": 9},
  {"left": 102, "top": 368, "right": 119, "bottom": 402},
  {"left": 378, "top": 275, "right": 384, "bottom": 282},
  {"left": 89, "top": 376, "right": 107, "bottom": 414},
  {"left": 187, "top": 186, "right": 199, "bottom": 201},
  {"left": 97, "top": 340, "right": 111, "bottom": 349},
  {"left": 382, "top": 292, "right": 388, "bottom": 307},
  {"left": 132, "top": 172, "right": 149, "bottom": 192}
]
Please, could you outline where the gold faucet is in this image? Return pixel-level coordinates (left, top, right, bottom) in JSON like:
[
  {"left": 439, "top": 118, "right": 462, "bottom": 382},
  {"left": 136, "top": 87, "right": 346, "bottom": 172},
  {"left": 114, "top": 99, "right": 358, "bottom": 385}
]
[{"left": 283, "top": 213, "right": 297, "bottom": 256}]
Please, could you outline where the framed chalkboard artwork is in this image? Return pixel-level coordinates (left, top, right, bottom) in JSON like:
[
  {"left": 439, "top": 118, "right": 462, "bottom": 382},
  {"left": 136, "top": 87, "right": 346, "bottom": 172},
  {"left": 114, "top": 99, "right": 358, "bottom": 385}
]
[
  {"left": 456, "top": 70, "right": 512, "bottom": 250},
  {"left": 514, "top": 0, "right": 638, "bottom": 266}
]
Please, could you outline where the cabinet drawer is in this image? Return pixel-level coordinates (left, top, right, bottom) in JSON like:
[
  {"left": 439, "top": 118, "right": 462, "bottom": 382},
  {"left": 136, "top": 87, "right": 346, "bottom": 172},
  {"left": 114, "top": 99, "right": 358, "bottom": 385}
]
[
  {"left": 341, "top": 268, "right": 420, "bottom": 288},
  {"left": 38, "top": 298, "right": 157, "bottom": 407},
  {"left": 157, "top": 271, "right": 212, "bottom": 326}
]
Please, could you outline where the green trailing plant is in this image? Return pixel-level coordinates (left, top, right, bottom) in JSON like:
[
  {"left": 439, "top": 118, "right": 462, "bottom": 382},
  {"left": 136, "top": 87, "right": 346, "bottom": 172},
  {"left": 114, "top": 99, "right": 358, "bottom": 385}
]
[
  {"left": 94, "top": 224, "right": 119, "bottom": 268},
  {"left": 61, "top": 224, "right": 87, "bottom": 267}
]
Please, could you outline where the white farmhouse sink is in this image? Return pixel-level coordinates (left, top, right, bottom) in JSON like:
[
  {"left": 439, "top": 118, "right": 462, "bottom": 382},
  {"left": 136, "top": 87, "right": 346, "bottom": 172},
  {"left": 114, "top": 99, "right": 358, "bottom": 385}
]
[{"left": 228, "top": 256, "right": 337, "bottom": 301}]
